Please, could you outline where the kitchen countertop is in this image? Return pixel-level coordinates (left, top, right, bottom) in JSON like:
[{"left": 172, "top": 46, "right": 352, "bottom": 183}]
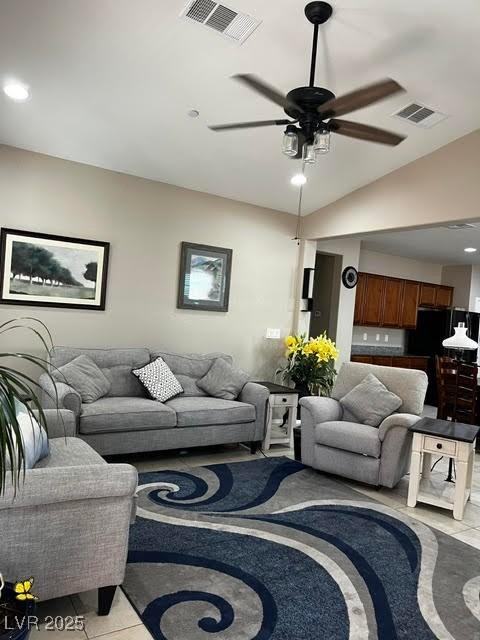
[{"left": 351, "top": 346, "right": 430, "bottom": 358}]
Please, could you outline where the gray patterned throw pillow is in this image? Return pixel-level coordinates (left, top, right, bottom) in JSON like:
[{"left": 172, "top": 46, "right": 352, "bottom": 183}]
[
  {"left": 132, "top": 357, "right": 183, "bottom": 402},
  {"left": 340, "top": 373, "right": 402, "bottom": 427}
]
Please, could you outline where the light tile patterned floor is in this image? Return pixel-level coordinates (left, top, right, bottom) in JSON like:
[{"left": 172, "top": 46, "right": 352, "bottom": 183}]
[{"left": 31, "top": 409, "right": 480, "bottom": 639}]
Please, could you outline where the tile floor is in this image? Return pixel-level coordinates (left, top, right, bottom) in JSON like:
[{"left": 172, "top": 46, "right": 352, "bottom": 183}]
[{"left": 31, "top": 408, "right": 480, "bottom": 639}]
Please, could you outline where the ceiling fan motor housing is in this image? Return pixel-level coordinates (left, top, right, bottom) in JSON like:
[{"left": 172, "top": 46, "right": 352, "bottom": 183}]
[{"left": 285, "top": 86, "right": 335, "bottom": 140}]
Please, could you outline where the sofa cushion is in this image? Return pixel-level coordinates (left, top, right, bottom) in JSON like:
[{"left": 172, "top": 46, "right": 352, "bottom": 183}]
[
  {"left": 35, "top": 437, "right": 106, "bottom": 469},
  {"left": 152, "top": 351, "right": 233, "bottom": 397},
  {"left": 314, "top": 421, "right": 381, "bottom": 458},
  {"left": 197, "top": 358, "right": 249, "bottom": 400},
  {"left": 339, "top": 373, "right": 402, "bottom": 427},
  {"left": 52, "top": 354, "right": 111, "bottom": 403},
  {"left": 165, "top": 396, "right": 255, "bottom": 427},
  {"left": 79, "top": 397, "right": 177, "bottom": 434}
]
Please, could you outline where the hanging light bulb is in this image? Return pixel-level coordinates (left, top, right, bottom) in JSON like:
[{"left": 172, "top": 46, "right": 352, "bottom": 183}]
[
  {"left": 282, "top": 125, "right": 298, "bottom": 157},
  {"left": 302, "top": 142, "right": 316, "bottom": 164},
  {"left": 314, "top": 128, "right": 331, "bottom": 154}
]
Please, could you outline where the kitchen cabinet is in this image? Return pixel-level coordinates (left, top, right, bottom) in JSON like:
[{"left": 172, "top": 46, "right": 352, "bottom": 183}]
[
  {"left": 362, "top": 274, "right": 386, "bottom": 326},
  {"left": 400, "top": 281, "right": 421, "bottom": 329},
  {"left": 353, "top": 272, "right": 453, "bottom": 330},
  {"left": 382, "top": 278, "right": 404, "bottom": 327},
  {"left": 352, "top": 354, "right": 429, "bottom": 373},
  {"left": 435, "top": 286, "right": 453, "bottom": 308}
]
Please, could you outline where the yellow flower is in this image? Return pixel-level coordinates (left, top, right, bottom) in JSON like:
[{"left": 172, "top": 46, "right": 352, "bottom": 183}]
[{"left": 285, "top": 336, "right": 297, "bottom": 348}]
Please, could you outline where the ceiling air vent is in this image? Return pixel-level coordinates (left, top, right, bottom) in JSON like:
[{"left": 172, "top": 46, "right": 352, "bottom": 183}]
[
  {"left": 443, "top": 223, "right": 478, "bottom": 230},
  {"left": 392, "top": 102, "right": 449, "bottom": 129},
  {"left": 181, "top": 0, "right": 261, "bottom": 44}
]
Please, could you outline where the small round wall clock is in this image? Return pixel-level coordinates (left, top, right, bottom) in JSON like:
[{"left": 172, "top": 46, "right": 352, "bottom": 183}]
[{"left": 342, "top": 266, "right": 358, "bottom": 289}]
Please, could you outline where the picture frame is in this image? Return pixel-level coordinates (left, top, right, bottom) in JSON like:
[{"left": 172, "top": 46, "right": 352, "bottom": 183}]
[
  {"left": 0, "top": 228, "right": 110, "bottom": 310},
  {"left": 177, "top": 242, "right": 232, "bottom": 312}
]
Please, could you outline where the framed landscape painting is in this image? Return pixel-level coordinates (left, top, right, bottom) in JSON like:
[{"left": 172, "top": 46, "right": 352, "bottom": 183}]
[
  {"left": 177, "top": 242, "right": 232, "bottom": 312},
  {"left": 0, "top": 228, "right": 110, "bottom": 310}
]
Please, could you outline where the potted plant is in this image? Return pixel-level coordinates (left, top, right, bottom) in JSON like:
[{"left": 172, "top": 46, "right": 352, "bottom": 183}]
[
  {"left": 0, "top": 317, "right": 56, "bottom": 639},
  {"left": 278, "top": 332, "right": 339, "bottom": 398}
]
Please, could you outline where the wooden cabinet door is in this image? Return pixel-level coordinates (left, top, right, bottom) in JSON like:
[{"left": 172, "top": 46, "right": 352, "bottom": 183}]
[
  {"left": 401, "top": 281, "right": 420, "bottom": 329},
  {"left": 419, "top": 283, "right": 437, "bottom": 307},
  {"left": 362, "top": 274, "right": 386, "bottom": 326},
  {"left": 381, "top": 278, "right": 404, "bottom": 327},
  {"left": 435, "top": 286, "right": 453, "bottom": 308},
  {"left": 372, "top": 356, "right": 393, "bottom": 367},
  {"left": 353, "top": 272, "right": 367, "bottom": 325},
  {"left": 351, "top": 355, "right": 373, "bottom": 364}
]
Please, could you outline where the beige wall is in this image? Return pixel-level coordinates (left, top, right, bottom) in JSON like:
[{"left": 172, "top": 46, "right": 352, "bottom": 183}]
[
  {"left": 359, "top": 249, "right": 443, "bottom": 283},
  {"left": 0, "top": 145, "right": 298, "bottom": 378},
  {"left": 301, "top": 130, "right": 480, "bottom": 240},
  {"left": 441, "top": 265, "right": 472, "bottom": 309}
]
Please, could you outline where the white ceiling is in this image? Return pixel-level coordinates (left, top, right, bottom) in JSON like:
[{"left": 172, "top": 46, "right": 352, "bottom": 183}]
[
  {"left": 361, "top": 222, "right": 480, "bottom": 265},
  {"left": 1, "top": 0, "right": 479, "bottom": 215}
]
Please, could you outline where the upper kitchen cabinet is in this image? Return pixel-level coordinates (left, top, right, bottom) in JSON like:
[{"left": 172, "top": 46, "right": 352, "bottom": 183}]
[{"left": 353, "top": 273, "right": 453, "bottom": 329}]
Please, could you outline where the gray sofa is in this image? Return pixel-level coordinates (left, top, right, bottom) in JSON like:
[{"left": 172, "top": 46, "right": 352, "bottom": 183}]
[
  {"left": 300, "top": 362, "right": 428, "bottom": 488},
  {"left": 0, "top": 410, "right": 137, "bottom": 613},
  {"left": 40, "top": 347, "right": 269, "bottom": 456}
]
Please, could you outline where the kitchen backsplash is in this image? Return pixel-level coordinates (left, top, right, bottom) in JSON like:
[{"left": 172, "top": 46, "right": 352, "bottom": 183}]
[{"left": 351, "top": 326, "right": 406, "bottom": 349}]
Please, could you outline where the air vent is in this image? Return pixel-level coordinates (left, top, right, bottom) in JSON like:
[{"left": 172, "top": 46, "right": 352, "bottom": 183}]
[
  {"left": 444, "top": 223, "right": 478, "bottom": 230},
  {"left": 392, "top": 102, "right": 449, "bottom": 129},
  {"left": 181, "top": 0, "right": 261, "bottom": 44}
]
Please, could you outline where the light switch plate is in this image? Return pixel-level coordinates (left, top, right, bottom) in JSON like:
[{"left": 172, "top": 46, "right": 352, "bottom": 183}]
[
  {"left": 375, "top": 333, "right": 380, "bottom": 342},
  {"left": 266, "top": 328, "right": 281, "bottom": 339},
  {"left": 384, "top": 334, "right": 389, "bottom": 342},
  {"left": 363, "top": 333, "right": 368, "bottom": 341}
]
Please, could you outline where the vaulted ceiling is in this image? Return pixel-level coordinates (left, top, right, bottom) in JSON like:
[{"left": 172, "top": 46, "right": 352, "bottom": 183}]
[{"left": 1, "top": 0, "right": 479, "bottom": 214}]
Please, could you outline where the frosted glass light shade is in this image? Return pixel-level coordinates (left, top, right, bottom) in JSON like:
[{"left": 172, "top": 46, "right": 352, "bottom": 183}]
[{"left": 442, "top": 324, "right": 478, "bottom": 350}]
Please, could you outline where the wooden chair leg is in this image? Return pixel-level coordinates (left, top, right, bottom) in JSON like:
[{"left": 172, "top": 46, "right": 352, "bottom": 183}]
[{"left": 98, "top": 585, "right": 117, "bottom": 616}]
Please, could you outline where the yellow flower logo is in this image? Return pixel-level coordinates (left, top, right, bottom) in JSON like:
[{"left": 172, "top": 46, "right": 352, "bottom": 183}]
[{"left": 14, "top": 578, "right": 38, "bottom": 601}]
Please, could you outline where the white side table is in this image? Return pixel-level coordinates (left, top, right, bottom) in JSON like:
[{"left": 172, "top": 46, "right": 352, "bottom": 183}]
[
  {"left": 255, "top": 382, "right": 299, "bottom": 451},
  {"left": 407, "top": 417, "right": 479, "bottom": 521}
]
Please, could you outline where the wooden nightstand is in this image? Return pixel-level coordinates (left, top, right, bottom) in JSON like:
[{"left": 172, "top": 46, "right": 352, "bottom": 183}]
[
  {"left": 407, "top": 417, "right": 479, "bottom": 521},
  {"left": 254, "top": 381, "right": 299, "bottom": 451}
]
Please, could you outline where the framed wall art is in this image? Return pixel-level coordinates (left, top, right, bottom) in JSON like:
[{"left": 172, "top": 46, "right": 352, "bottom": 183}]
[
  {"left": 177, "top": 242, "right": 232, "bottom": 312},
  {"left": 0, "top": 228, "right": 110, "bottom": 310}
]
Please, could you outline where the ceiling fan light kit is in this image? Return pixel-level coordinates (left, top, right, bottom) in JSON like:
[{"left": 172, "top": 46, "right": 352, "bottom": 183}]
[{"left": 209, "top": 1, "right": 407, "bottom": 162}]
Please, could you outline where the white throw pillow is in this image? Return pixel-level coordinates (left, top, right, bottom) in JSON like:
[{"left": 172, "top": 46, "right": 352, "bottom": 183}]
[
  {"left": 132, "top": 357, "right": 183, "bottom": 402},
  {"left": 5, "top": 406, "right": 49, "bottom": 470}
]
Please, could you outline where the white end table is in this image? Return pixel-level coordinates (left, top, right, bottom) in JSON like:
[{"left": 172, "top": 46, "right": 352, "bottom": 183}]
[
  {"left": 407, "top": 417, "right": 479, "bottom": 521},
  {"left": 254, "top": 381, "right": 299, "bottom": 451}
]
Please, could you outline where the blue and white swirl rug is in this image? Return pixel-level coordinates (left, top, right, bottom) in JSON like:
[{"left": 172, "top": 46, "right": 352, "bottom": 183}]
[{"left": 125, "top": 457, "right": 480, "bottom": 639}]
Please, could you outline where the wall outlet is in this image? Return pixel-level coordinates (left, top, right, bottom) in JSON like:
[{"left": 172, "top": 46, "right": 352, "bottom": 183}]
[
  {"left": 266, "top": 328, "right": 281, "bottom": 339},
  {"left": 375, "top": 333, "right": 380, "bottom": 342},
  {"left": 384, "top": 334, "right": 389, "bottom": 343},
  {"left": 363, "top": 333, "right": 368, "bottom": 342}
]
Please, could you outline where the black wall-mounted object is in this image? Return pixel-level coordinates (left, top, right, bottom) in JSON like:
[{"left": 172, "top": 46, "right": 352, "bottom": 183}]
[
  {"left": 341, "top": 266, "right": 358, "bottom": 289},
  {"left": 301, "top": 267, "right": 314, "bottom": 312}
]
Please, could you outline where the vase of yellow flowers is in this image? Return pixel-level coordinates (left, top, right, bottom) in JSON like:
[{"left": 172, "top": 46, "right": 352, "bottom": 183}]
[{"left": 278, "top": 333, "right": 339, "bottom": 398}]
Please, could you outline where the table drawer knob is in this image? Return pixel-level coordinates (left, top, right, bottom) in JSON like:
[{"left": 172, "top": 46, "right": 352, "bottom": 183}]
[
  {"left": 436, "top": 443, "right": 442, "bottom": 450},
  {"left": 282, "top": 398, "right": 287, "bottom": 402}
]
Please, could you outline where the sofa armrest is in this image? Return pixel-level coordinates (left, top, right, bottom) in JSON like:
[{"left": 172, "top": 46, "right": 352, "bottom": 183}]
[
  {"left": 378, "top": 413, "right": 421, "bottom": 488},
  {"left": 0, "top": 463, "right": 138, "bottom": 510},
  {"left": 39, "top": 372, "right": 81, "bottom": 417},
  {"left": 378, "top": 413, "right": 421, "bottom": 442},
  {"left": 300, "top": 397, "right": 342, "bottom": 467},
  {"left": 239, "top": 382, "right": 269, "bottom": 441},
  {"left": 36, "top": 409, "right": 77, "bottom": 439}
]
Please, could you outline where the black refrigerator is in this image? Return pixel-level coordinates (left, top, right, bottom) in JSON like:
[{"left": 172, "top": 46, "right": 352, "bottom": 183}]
[{"left": 407, "top": 308, "right": 480, "bottom": 405}]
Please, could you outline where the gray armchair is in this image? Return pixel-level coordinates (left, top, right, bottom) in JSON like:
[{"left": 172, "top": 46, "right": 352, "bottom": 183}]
[
  {"left": 300, "top": 362, "right": 428, "bottom": 488},
  {"left": 0, "top": 410, "right": 137, "bottom": 614}
]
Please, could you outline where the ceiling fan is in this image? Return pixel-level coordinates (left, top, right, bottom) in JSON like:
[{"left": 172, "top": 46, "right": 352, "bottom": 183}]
[{"left": 208, "top": 1, "right": 407, "bottom": 162}]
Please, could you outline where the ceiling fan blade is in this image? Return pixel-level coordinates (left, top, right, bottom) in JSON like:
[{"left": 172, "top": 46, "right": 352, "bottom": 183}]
[
  {"left": 318, "top": 78, "right": 405, "bottom": 119},
  {"left": 328, "top": 119, "right": 406, "bottom": 146},
  {"left": 209, "top": 119, "right": 292, "bottom": 131},
  {"left": 233, "top": 74, "right": 304, "bottom": 114}
]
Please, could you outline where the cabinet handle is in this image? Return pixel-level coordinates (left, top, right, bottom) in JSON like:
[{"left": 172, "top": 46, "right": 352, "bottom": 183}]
[
  {"left": 436, "top": 443, "right": 442, "bottom": 450},
  {"left": 282, "top": 398, "right": 287, "bottom": 402}
]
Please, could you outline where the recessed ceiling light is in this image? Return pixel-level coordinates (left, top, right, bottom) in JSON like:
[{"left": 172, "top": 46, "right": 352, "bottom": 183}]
[
  {"left": 187, "top": 109, "right": 199, "bottom": 118},
  {"left": 3, "top": 82, "right": 29, "bottom": 101},
  {"left": 464, "top": 247, "right": 477, "bottom": 253},
  {"left": 291, "top": 173, "right": 307, "bottom": 186}
]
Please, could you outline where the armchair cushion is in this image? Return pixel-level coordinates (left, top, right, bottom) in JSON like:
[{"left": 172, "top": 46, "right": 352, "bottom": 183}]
[
  {"left": 52, "top": 355, "right": 111, "bottom": 403},
  {"left": 339, "top": 373, "right": 402, "bottom": 427},
  {"left": 314, "top": 421, "right": 381, "bottom": 458}
]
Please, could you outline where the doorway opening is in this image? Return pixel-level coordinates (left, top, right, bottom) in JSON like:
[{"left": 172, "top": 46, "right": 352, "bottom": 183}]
[{"left": 309, "top": 251, "right": 342, "bottom": 340}]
